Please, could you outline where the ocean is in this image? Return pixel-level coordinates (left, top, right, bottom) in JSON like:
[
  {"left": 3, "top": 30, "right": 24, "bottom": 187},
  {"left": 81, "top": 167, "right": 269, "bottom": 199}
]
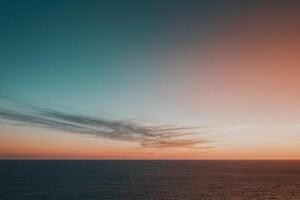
[{"left": 0, "top": 160, "right": 300, "bottom": 200}]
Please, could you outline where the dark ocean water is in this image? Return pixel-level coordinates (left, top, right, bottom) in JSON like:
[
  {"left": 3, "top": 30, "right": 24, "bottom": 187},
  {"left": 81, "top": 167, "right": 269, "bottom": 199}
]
[{"left": 1, "top": 160, "right": 300, "bottom": 200}]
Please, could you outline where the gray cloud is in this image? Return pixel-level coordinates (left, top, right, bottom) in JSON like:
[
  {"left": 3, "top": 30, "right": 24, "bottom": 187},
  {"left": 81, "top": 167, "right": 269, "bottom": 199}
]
[
  {"left": 0, "top": 99, "right": 210, "bottom": 148},
  {"left": 140, "top": 139, "right": 211, "bottom": 148}
]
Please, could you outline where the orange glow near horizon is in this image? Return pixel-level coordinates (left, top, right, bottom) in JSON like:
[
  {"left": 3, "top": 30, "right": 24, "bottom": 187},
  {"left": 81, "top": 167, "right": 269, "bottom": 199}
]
[{"left": 1, "top": 125, "right": 300, "bottom": 160}]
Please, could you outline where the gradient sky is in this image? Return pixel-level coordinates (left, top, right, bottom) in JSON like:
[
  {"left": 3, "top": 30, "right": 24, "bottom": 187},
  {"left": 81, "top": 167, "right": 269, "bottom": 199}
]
[{"left": 1, "top": 1, "right": 300, "bottom": 159}]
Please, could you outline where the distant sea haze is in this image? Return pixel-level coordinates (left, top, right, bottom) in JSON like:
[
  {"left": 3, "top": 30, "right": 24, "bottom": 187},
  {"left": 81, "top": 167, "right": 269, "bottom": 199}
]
[{"left": 1, "top": 160, "right": 300, "bottom": 200}]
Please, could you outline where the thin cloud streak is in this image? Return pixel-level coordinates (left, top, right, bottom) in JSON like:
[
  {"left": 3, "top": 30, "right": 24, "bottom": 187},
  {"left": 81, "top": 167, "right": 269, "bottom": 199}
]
[
  {"left": 0, "top": 99, "right": 210, "bottom": 148},
  {"left": 140, "top": 139, "right": 211, "bottom": 148}
]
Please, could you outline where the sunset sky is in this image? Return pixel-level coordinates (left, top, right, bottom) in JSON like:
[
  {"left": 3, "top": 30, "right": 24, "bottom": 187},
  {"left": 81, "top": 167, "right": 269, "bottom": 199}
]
[{"left": 1, "top": 1, "right": 300, "bottom": 159}]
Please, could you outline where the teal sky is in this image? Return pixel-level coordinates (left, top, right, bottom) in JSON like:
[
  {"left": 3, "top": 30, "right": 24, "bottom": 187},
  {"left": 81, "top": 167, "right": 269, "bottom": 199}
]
[
  {"left": 1, "top": 0, "right": 222, "bottom": 123},
  {"left": 1, "top": 1, "right": 300, "bottom": 159}
]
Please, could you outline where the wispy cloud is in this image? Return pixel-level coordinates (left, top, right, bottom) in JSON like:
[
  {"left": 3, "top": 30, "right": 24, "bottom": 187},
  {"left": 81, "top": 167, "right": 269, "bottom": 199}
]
[
  {"left": 140, "top": 139, "right": 211, "bottom": 148},
  {"left": 0, "top": 99, "right": 210, "bottom": 148}
]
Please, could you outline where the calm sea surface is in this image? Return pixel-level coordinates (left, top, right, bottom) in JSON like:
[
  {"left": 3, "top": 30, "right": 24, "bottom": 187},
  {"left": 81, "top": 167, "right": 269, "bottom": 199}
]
[{"left": 0, "top": 160, "right": 300, "bottom": 200}]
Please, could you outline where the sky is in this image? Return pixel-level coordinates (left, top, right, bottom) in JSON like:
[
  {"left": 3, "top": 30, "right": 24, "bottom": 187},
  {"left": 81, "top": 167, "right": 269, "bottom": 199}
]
[{"left": 1, "top": 1, "right": 300, "bottom": 159}]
